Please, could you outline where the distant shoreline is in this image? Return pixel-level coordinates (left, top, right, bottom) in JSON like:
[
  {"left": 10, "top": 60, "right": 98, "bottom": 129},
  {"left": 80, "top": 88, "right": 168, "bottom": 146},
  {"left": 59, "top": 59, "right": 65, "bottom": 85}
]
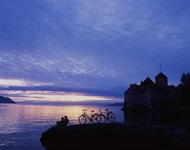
[
  {"left": 0, "top": 96, "right": 16, "bottom": 104},
  {"left": 107, "top": 102, "right": 123, "bottom": 106},
  {"left": 16, "top": 101, "right": 123, "bottom": 106}
]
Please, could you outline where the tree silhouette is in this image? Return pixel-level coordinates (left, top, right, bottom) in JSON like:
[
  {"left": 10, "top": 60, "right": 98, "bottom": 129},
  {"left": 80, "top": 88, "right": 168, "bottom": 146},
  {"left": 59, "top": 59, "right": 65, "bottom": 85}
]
[
  {"left": 181, "top": 72, "right": 190, "bottom": 108},
  {"left": 181, "top": 72, "right": 190, "bottom": 88}
]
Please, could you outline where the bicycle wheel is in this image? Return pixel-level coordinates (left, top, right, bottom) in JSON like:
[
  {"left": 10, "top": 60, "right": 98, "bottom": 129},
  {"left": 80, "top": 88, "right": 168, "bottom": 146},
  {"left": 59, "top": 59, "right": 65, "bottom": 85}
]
[
  {"left": 78, "top": 115, "right": 87, "bottom": 124},
  {"left": 99, "top": 114, "right": 106, "bottom": 124},
  {"left": 107, "top": 112, "right": 116, "bottom": 123},
  {"left": 92, "top": 114, "right": 101, "bottom": 124}
]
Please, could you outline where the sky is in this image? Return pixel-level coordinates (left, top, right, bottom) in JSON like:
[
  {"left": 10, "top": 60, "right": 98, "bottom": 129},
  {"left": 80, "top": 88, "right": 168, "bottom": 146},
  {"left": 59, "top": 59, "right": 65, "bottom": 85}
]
[{"left": 0, "top": 0, "right": 190, "bottom": 103}]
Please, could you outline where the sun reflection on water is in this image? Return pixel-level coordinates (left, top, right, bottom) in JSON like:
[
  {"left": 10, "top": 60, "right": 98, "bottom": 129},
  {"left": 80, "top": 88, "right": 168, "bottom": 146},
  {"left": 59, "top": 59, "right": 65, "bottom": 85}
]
[
  {"left": 0, "top": 103, "right": 124, "bottom": 149},
  {"left": 0, "top": 104, "right": 123, "bottom": 135}
]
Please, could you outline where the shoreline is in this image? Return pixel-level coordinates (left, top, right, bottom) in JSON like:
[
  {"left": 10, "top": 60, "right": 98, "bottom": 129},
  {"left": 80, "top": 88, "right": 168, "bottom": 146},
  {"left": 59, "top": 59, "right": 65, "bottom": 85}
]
[{"left": 40, "top": 123, "right": 190, "bottom": 150}]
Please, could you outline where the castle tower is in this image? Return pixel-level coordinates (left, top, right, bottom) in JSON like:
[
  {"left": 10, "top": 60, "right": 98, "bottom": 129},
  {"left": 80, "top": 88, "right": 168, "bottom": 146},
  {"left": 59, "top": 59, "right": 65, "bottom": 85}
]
[{"left": 155, "top": 72, "right": 168, "bottom": 87}]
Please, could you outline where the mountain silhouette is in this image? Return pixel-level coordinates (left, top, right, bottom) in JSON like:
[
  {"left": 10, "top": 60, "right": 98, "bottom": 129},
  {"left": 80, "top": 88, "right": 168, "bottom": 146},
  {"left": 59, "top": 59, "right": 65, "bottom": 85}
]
[{"left": 0, "top": 96, "right": 15, "bottom": 103}]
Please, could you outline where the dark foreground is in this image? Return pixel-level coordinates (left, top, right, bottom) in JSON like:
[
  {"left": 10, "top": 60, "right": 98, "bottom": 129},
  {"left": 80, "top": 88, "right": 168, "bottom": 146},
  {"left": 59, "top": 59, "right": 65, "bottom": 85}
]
[{"left": 40, "top": 123, "right": 190, "bottom": 150}]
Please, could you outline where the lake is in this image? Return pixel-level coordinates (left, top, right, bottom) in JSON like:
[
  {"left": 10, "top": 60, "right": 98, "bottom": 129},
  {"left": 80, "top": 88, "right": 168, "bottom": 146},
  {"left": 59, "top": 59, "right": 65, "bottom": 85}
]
[
  {"left": 1, "top": 103, "right": 189, "bottom": 150},
  {"left": 0, "top": 103, "right": 124, "bottom": 150}
]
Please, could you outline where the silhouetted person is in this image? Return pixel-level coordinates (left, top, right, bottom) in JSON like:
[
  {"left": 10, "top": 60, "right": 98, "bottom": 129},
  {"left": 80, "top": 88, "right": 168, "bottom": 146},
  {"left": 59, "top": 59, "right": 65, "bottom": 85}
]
[
  {"left": 64, "top": 116, "right": 70, "bottom": 126},
  {"left": 56, "top": 117, "right": 65, "bottom": 126}
]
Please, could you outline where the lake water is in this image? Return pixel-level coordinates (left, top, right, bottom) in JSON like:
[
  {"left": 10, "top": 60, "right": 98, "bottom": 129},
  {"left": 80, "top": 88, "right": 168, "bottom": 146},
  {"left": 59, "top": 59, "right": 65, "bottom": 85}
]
[
  {"left": 0, "top": 103, "right": 124, "bottom": 150},
  {"left": 1, "top": 103, "right": 190, "bottom": 150}
]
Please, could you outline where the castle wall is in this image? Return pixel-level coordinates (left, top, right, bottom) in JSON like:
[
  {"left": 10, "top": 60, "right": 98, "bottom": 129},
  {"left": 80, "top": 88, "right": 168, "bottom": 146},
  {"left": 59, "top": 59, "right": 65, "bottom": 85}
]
[
  {"left": 124, "top": 72, "right": 183, "bottom": 111},
  {"left": 125, "top": 89, "right": 152, "bottom": 110},
  {"left": 125, "top": 91, "right": 142, "bottom": 110}
]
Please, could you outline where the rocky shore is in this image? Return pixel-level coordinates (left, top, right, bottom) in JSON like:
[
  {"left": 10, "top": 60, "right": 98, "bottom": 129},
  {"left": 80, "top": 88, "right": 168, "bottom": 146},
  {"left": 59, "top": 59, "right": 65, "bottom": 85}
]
[{"left": 40, "top": 123, "right": 190, "bottom": 150}]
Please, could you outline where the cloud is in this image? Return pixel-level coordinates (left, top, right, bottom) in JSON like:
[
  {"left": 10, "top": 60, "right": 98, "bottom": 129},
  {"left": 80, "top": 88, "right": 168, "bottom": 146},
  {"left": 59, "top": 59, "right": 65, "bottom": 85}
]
[
  {"left": 0, "top": 85, "right": 124, "bottom": 100},
  {"left": 0, "top": 0, "right": 190, "bottom": 101}
]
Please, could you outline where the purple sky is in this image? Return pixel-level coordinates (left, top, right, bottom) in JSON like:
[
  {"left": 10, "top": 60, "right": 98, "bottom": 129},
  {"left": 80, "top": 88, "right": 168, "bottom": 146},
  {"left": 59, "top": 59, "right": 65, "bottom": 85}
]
[{"left": 0, "top": 0, "right": 190, "bottom": 103}]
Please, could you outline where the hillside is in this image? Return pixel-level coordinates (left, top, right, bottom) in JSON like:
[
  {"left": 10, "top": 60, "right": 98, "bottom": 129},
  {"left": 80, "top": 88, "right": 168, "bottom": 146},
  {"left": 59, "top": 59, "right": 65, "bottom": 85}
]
[{"left": 0, "top": 96, "right": 16, "bottom": 103}]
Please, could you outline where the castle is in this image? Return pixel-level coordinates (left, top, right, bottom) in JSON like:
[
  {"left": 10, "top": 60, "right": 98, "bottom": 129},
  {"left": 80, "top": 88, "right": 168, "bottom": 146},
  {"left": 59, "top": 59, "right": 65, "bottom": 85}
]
[{"left": 123, "top": 72, "right": 185, "bottom": 111}]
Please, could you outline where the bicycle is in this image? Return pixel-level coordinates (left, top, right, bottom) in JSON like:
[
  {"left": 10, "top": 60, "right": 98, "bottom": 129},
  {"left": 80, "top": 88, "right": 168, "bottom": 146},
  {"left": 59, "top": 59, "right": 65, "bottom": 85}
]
[
  {"left": 78, "top": 109, "right": 101, "bottom": 124},
  {"left": 98, "top": 108, "right": 116, "bottom": 123}
]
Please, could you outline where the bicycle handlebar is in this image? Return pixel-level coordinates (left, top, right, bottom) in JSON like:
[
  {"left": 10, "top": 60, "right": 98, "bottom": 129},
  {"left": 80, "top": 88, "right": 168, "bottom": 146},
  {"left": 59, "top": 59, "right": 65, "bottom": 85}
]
[
  {"left": 82, "top": 109, "right": 95, "bottom": 112},
  {"left": 99, "top": 108, "right": 109, "bottom": 112}
]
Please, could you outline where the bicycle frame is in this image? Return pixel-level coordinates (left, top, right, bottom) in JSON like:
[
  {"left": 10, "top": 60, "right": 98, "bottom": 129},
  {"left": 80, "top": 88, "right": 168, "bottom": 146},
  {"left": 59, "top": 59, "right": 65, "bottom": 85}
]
[
  {"left": 78, "top": 109, "right": 100, "bottom": 124},
  {"left": 83, "top": 109, "right": 94, "bottom": 122},
  {"left": 98, "top": 108, "right": 116, "bottom": 123}
]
